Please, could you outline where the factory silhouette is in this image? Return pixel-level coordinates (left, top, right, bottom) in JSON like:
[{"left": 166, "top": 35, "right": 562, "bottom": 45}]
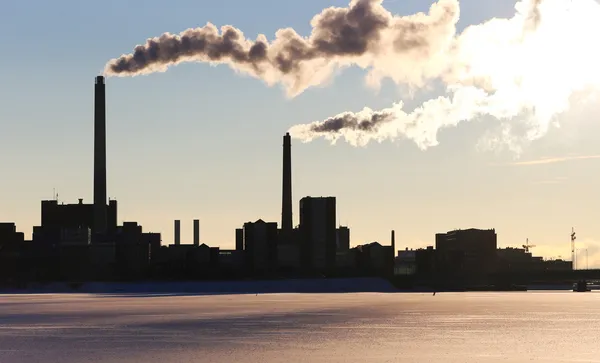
[{"left": 0, "top": 76, "right": 580, "bottom": 289}]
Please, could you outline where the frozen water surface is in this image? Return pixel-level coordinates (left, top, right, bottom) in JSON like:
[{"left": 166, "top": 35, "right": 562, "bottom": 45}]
[{"left": 1, "top": 291, "right": 600, "bottom": 362}]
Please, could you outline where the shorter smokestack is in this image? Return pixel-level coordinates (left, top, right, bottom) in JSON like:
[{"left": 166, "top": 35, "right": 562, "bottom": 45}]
[
  {"left": 193, "top": 219, "right": 200, "bottom": 246},
  {"left": 174, "top": 220, "right": 181, "bottom": 245},
  {"left": 391, "top": 230, "right": 395, "bottom": 250}
]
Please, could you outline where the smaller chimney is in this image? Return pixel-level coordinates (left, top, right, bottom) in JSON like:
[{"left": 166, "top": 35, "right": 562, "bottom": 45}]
[
  {"left": 391, "top": 230, "right": 395, "bottom": 249},
  {"left": 174, "top": 220, "right": 181, "bottom": 245},
  {"left": 193, "top": 219, "right": 200, "bottom": 246}
]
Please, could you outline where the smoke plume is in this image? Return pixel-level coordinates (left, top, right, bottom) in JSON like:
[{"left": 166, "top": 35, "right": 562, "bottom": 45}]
[
  {"left": 290, "top": 0, "right": 600, "bottom": 151},
  {"left": 104, "top": 0, "right": 459, "bottom": 97},
  {"left": 106, "top": 0, "right": 600, "bottom": 152}
]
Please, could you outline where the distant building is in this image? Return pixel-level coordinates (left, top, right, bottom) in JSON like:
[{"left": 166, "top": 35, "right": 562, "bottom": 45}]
[
  {"left": 0, "top": 223, "right": 25, "bottom": 281},
  {"left": 59, "top": 227, "right": 91, "bottom": 246},
  {"left": 436, "top": 228, "right": 498, "bottom": 277},
  {"left": 0, "top": 223, "right": 25, "bottom": 247},
  {"left": 336, "top": 226, "right": 350, "bottom": 252},
  {"left": 243, "top": 219, "right": 278, "bottom": 272},
  {"left": 235, "top": 228, "right": 244, "bottom": 251},
  {"left": 144, "top": 233, "right": 161, "bottom": 261},
  {"left": 543, "top": 259, "right": 572, "bottom": 271},
  {"left": 395, "top": 248, "right": 417, "bottom": 275},
  {"left": 218, "top": 249, "right": 244, "bottom": 271},
  {"left": 38, "top": 198, "right": 117, "bottom": 244},
  {"left": 115, "top": 222, "right": 150, "bottom": 279},
  {"left": 356, "top": 242, "right": 394, "bottom": 276},
  {"left": 415, "top": 246, "right": 436, "bottom": 278},
  {"left": 277, "top": 228, "right": 301, "bottom": 269},
  {"left": 299, "top": 196, "right": 337, "bottom": 272},
  {"left": 497, "top": 247, "right": 533, "bottom": 273},
  {"left": 335, "top": 249, "right": 358, "bottom": 270},
  {"left": 188, "top": 244, "right": 220, "bottom": 272}
]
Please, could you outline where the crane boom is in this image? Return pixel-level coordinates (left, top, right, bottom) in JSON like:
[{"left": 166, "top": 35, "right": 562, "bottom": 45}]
[
  {"left": 523, "top": 238, "right": 536, "bottom": 253},
  {"left": 571, "top": 228, "right": 577, "bottom": 270}
]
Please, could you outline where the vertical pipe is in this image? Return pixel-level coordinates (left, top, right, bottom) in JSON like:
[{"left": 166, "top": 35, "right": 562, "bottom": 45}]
[
  {"left": 193, "top": 219, "right": 199, "bottom": 246},
  {"left": 93, "top": 76, "right": 107, "bottom": 242},
  {"left": 174, "top": 220, "right": 181, "bottom": 245},
  {"left": 281, "top": 133, "right": 293, "bottom": 234}
]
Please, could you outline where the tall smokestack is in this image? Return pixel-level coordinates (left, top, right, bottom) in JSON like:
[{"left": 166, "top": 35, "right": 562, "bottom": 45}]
[
  {"left": 93, "top": 76, "right": 107, "bottom": 242},
  {"left": 193, "top": 219, "right": 199, "bottom": 246},
  {"left": 174, "top": 220, "right": 181, "bottom": 245},
  {"left": 281, "top": 132, "right": 293, "bottom": 235},
  {"left": 391, "top": 230, "right": 395, "bottom": 251}
]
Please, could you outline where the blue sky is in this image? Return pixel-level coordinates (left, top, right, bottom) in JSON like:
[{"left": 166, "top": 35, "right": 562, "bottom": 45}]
[{"left": 2, "top": 0, "right": 600, "bottom": 266}]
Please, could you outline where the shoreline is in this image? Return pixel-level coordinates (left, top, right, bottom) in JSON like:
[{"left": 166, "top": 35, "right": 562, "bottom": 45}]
[
  {"left": 0, "top": 278, "right": 579, "bottom": 295},
  {"left": 0, "top": 277, "right": 398, "bottom": 295}
]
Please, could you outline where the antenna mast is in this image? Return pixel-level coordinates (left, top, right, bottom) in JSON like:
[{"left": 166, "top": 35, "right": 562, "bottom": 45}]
[{"left": 571, "top": 227, "right": 576, "bottom": 270}]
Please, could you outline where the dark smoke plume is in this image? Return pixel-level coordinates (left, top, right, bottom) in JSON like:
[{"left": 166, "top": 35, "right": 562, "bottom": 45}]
[
  {"left": 104, "top": 0, "right": 459, "bottom": 96},
  {"left": 311, "top": 109, "right": 395, "bottom": 134}
]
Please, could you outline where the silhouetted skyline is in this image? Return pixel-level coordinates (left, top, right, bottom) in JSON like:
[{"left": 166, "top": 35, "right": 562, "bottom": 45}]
[
  {"left": 2, "top": 0, "right": 600, "bottom": 268},
  {"left": 0, "top": 76, "right": 592, "bottom": 289}
]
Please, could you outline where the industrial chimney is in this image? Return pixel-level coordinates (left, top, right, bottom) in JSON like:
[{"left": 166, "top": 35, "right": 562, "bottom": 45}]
[
  {"left": 281, "top": 132, "right": 293, "bottom": 236},
  {"left": 93, "top": 76, "right": 107, "bottom": 242},
  {"left": 391, "top": 230, "right": 396, "bottom": 254},
  {"left": 174, "top": 220, "right": 181, "bottom": 245},
  {"left": 193, "top": 219, "right": 200, "bottom": 246}
]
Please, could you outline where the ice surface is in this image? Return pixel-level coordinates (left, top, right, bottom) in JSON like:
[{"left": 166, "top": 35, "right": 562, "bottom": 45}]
[{"left": 1, "top": 289, "right": 600, "bottom": 362}]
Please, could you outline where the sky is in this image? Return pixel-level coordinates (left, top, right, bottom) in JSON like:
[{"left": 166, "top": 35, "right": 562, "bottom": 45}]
[{"left": 1, "top": 0, "right": 600, "bottom": 267}]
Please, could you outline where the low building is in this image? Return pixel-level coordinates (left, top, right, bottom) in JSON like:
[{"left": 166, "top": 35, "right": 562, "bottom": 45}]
[
  {"left": 356, "top": 242, "right": 394, "bottom": 277},
  {"left": 336, "top": 249, "right": 358, "bottom": 270},
  {"left": 497, "top": 247, "right": 533, "bottom": 273},
  {"left": 395, "top": 248, "right": 417, "bottom": 275},
  {"left": 415, "top": 246, "right": 436, "bottom": 278},
  {"left": 218, "top": 250, "right": 244, "bottom": 271},
  {"left": 243, "top": 219, "right": 278, "bottom": 273},
  {"left": 436, "top": 228, "right": 498, "bottom": 277},
  {"left": 542, "top": 259, "right": 572, "bottom": 271},
  {"left": 60, "top": 227, "right": 91, "bottom": 246},
  {"left": 336, "top": 226, "right": 350, "bottom": 252}
]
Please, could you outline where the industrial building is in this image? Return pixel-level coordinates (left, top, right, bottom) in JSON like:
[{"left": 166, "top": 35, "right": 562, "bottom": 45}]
[
  {"left": 299, "top": 196, "right": 337, "bottom": 272},
  {"left": 0, "top": 76, "right": 396, "bottom": 284},
  {"left": 0, "top": 73, "right": 577, "bottom": 286},
  {"left": 436, "top": 228, "right": 498, "bottom": 278}
]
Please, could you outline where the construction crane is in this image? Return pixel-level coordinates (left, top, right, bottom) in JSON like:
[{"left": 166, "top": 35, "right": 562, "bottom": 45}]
[
  {"left": 523, "top": 238, "right": 536, "bottom": 253},
  {"left": 571, "top": 228, "right": 577, "bottom": 270}
]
